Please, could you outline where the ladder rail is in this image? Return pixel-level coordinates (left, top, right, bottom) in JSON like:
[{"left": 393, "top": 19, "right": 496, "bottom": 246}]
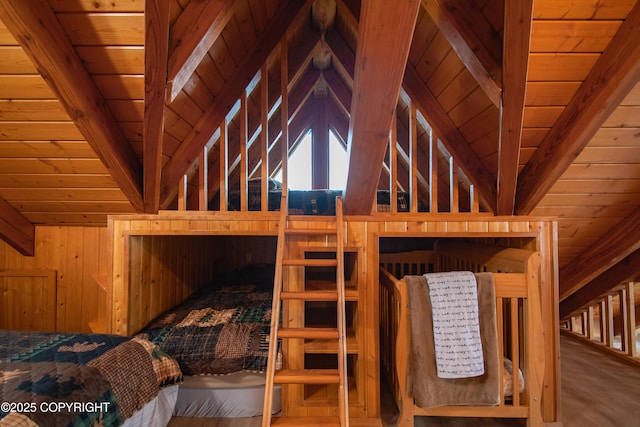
[
  {"left": 335, "top": 196, "right": 349, "bottom": 426},
  {"left": 262, "top": 193, "right": 288, "bottom": 426}
]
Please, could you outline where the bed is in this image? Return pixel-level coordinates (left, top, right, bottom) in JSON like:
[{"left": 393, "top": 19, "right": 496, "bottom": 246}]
[
  {"left": 135, "top": 263, "right": 281, "bottom": 418},
  {"left": 0, "top": 330, "right": 182, "bottom": 427},
  {"left": 379, "top": 240, "right": 545, "bottom": 426}
]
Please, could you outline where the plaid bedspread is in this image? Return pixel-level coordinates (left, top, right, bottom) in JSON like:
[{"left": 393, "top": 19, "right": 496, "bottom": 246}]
[
  {"left": 0, "top": 330, "right": 182, "bottom": 427},
  {"left": 138, "top": 283, "right": 274, "bottom": 376}
]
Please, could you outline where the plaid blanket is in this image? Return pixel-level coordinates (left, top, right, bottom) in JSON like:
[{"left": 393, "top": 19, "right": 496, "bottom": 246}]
[
  {"left": 0, "top": 330, "right": 182, "bottom": 427},
  {"left": 138, "top": 281, "right": 274, "bottom": 376}
]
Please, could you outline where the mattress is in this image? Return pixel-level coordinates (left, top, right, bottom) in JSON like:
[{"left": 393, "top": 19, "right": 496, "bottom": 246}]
[{"left": 173, "top": 372, "right": 281, "bottom": 418}]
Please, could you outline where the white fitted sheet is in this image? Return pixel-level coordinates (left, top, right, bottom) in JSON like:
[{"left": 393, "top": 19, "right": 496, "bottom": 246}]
[{"left": 173, "top": 372, "right": 281, "bottom": 418}]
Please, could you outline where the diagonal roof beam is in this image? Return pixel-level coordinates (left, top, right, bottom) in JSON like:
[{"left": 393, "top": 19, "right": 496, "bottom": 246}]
[
  {"left": 343, "top": 0, "right": 420, "bottom": 214},
  {"left": 0, "top": 0, "right": 144, "bottom": 211},
  {"left": 421, "top": 0, "right": 502, "bottom": 107},
  {"left": 0, "top": 198, "right": 34, "bottom": 256},
  {"left": 143, "top": 0, "right": 170, "bottom": 213},
  {"left": 560, "top": 248, "right": 640, "bottom": 319},
  {"left": 166, "top": 0, "right": 237, "bottom": 103},
  {"left": 403, "top": 65, "right": 497, "bottom": 211},
  {"left": 515, "top": 2, "right": 640, "bottom": 215},
  {"left": 496, "top": 0, "right": 533, "bottom": 215},
  {"left": 339, "top": 0, "right": 495, "bottom": 212},
  {"left": 159, "top": 0, "right": 313, "bottom": 208},
  {"left": 559, "top": 207, "right": 640, "bottom": 302}
]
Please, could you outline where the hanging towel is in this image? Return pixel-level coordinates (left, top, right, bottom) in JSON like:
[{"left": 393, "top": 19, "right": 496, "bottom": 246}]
[
  {"left": 406, "top": 273, "right": 500, "bottom": 408},
  {"left": 424, "top": 271, "right": 484, "bottom": 378}
]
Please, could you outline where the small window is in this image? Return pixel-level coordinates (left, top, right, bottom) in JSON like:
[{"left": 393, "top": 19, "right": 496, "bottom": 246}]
[{"left": 274, "top": 129, "right": 348, "bottom": 190}]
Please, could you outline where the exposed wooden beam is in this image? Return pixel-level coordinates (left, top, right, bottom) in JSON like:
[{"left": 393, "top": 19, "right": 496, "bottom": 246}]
[
  {"left": 403, "top": 64, "right": 496, "bottom": 211},
  {"left": 0, "top": 0, "right": 144, "bottom": 212},
  {"left": 559, "top": 207, "right": 640, "bottom": 302},
  {"left": 343, "top": 0, "right": 420, "bottom": 214},
  {"left": 159, "top": 0, "right": 312, "bottom": 208},
  {"left": 0, "top": 198, "right": 34, "bottom": 256},
  {"left": 496, "top": 0, "right": 533, "bottom": 215},
  {"left": 560, "top": 248, "right": 640, "bottom": 319},
  {"left": 324, "top": 66, "right": 352, "bottom": 115},
  {"left": 515, "top": 2, "right": 640, "bottom": 215},
  {"left": 421, "top": 0, "right": 502, "bottom": 107},
  {"left": 143, "top": 0, "right": 170, "bottom": 213},
  {"left": 166, "top": 0, "right": 237, "bottom": 103}
]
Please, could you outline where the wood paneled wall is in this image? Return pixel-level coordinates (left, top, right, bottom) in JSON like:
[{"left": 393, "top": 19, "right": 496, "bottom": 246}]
[{"left": 0, "top": 226, "right": 109, "bottom": 333}]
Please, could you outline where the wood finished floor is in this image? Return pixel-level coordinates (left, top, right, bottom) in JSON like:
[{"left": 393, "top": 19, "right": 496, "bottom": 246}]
[{"left": 168, "top": 334, "right": 640, "bottom": 426}]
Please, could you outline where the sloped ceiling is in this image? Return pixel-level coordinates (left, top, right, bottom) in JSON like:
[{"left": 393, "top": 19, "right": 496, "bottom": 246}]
[{"left": 0, "top": 0, "right": 638, "bottom": 315}]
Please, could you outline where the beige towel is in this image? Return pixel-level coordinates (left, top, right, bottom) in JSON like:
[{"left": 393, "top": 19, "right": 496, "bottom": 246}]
[{"left": 406, "top": 273, "right": 500, "bottom": 408}]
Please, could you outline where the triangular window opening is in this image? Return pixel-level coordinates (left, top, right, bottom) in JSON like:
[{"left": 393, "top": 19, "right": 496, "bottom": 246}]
[{"left": 274, "top": 129, "right": 347, "bottom": 191}]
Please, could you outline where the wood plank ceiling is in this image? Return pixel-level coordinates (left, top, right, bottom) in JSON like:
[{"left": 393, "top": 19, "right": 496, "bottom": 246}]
[{"left": 0, "top": 0, "right": 638, "bottom": 312}]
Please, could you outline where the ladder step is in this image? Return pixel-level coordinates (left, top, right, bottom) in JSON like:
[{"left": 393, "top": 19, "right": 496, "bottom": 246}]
[
  {"left": 271, "top": 416, "right": 340, "bottom": 426},
  {"left": 279, "top": 327, "right": 339, "bottom": 340},
  {"left": 285, "top": 228, "right": 337, "bottom": 235},
  {"left": 283, "top": 259, "right": 338, "bottom": 267},
  {"left": 274, "top": 369, "right": 340, "bottom": 384},
  {"left": 281, "top": 290, "right": 338, "bottom": 301}
]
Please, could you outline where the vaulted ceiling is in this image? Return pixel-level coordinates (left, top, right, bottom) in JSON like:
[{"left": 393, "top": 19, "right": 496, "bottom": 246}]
[{"left": 0, "top": 0, "right": 638, "bottom": 316}]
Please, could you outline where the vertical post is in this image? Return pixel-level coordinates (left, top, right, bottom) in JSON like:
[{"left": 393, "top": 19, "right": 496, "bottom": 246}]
[
  {"left": 620, "top": 287, "right": 628, "bottom": 352},
  {"left": 280, "top": 39, "right": 289, "bottom": 193},
  {"left": 449, "top": 156, "right": 459, "bottom": 213},
  {"left": 261, "top": 63, "right": 269, "bottom": 212},
  {"left": 390, "top": 113, "right": 398, "bottom": 214},
  {"left": 219, "top": 120, "right": 228, "bottom": 212},
  {"left": 599, "top": 300, "right": 606, "bottom": 344},
  {"left": 625, "top": 282, "right": 637, "bottom": 357},
  {"left": 429, "top": 130, "right": 438, "bottom": 212},
  {"left": 240, "top": 91, "right": 248, "bottom": 211},
  {"left": 470, "top": 184, "right": 480, "bottom": 213},
  {"left": 198, "top": 146, "right": 208, "bottom": 210},
  {"left": 409, "top": 102, "right": 418, "bottom": 213},
  {"left": 587, "top": 305, "right": 596, "bottom": 340},
  {"left": 178, "top": 174, "right": 187, "bottom": 211},
  {"left": 605, "top": 294, "right": 615, "bottom": 348}
]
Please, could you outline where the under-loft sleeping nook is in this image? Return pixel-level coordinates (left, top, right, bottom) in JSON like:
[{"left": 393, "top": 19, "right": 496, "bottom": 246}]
[{"left": 1, "top": 1, "right": 639, "bottom": 426}]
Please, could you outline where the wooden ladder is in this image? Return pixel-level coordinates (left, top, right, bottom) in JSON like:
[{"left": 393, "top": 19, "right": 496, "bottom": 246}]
[{"left": 262, "top": 193, "right": 349, "bottom": 426}]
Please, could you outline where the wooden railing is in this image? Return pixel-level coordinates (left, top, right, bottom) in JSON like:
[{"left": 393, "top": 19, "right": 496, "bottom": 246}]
[
  {"left": 169, "top": 42, "right": 483, "bottom": 215},
  {"left": 561, "top": 282, "right": 639, "bottom": 365}
]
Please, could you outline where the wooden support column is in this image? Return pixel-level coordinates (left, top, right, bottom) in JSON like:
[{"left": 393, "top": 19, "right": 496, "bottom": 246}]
[
  {"left": 313, "top": 97, "right": 329, "bottom": 189},
  {"left": 599, "top": 300, "right": 607, "bottom": 344},
  {"left": 470, "top": 185, "right": 479, "bottom": 213},
  {"left": 619, "top": 288, "right": 628, "bottom": 352},
  {"left": 429, "top": 130, "right": 438, "bottom": 213},
  {"left": 343, "top": 0, "right": 420, "bottom": 214},
  {"left": 409, "top": 103, "right": 418, "bottom": 213},
  {"left": 261, "top": 64, "right": 269, "bottom": 211},
  {"left": 449, "top": 156, "right": 459, "bottom": 213},
  {"left": 281, "top": 39, "right": 289, "bottom": 191},
  {"left": 587, "top": 306, "right": 596, "bottom": 341},
  {"left": 390, "top": 114, "right": 398, "bottom": 214},
  {"left": 625, "top": 282, "right": 637, "bottom": 357},
  {"left": 178, "top": 175, "right": 187, "bottom": 211},
  {"left": 240, "top": 92, "right": 248, "bottom": 212},
  {"left": 198, "top": 146, "right": 208, "bottom": 210},
  {"left": 605, "top": 295, "right": 615, "bottom": 348},
  {"left": 219, "top": 120, "right": 228, "bottom": 212}
]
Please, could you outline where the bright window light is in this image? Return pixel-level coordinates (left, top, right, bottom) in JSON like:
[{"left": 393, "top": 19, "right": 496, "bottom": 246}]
[
  {"left": 329, "top": 130, "right": 347, "bottom": 190},
  {"left": 274, "top": 130, "right": 312, "bottom": 190},
  {"left": 274, "top": 129, "right": 348, "bottom": 190}
]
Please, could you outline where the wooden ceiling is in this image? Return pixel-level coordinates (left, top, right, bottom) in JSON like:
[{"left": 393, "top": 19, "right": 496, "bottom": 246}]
[{"left": 0, "top": 0, "right": 638, "bottom": 312}]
